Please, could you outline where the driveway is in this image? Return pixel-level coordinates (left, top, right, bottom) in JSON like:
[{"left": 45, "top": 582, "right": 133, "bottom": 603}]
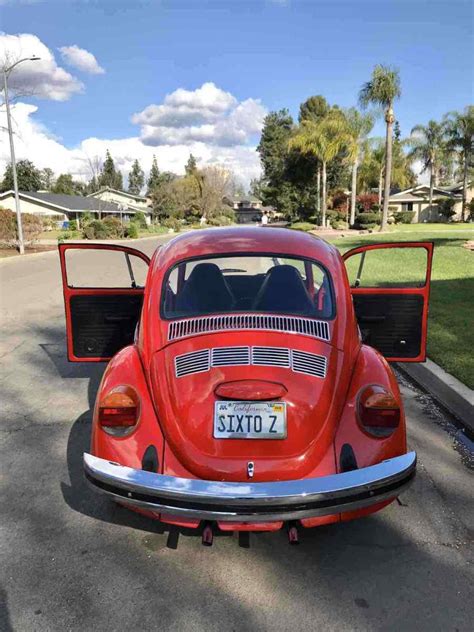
[{"left": 0, "top": 237, "right": 472, "bottom": 631}]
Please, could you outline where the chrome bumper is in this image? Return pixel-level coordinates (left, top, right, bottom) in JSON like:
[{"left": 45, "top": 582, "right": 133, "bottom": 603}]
[{"left": 84, "top": 451, "right": 416, "bottom": 523}]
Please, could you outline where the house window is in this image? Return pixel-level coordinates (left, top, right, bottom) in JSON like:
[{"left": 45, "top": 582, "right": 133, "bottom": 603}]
[{"left": 402, "top": 203, "right": 413, "bottom": 211}]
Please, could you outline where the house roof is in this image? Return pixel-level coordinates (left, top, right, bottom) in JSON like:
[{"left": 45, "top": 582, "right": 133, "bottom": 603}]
[
  {"left": 87, "top": 187, "right": 148, "bottom": 202},
  {"left": 388, "top": 183, "right": 462, "bottom": 202},
  {"left": 0, "top": 190, "right": 150, "bottom": 214}
]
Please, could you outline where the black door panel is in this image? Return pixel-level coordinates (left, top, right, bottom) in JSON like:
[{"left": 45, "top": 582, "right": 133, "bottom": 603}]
[
  {"left": 70, "top": 294, "right": 143, "bottom": 359},
  {"left": 353, "top": 294, "right": 424, "bottom": 359}
]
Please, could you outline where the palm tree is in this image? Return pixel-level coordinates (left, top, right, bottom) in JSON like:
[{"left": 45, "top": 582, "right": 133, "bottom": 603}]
[
  {"left": 289, "top": 113, "right": 348, "bottom": 227},
  {"left": 343, "top": 108, "right": 374, "bottom": 225},
  {"left": 444, "top": 106, "right": 474, "bottom": 221},
  {"left": 358, "top": 138, "right": 385, "bottom": 206},
  {"left": 408, "top": 120, "right": 447, "bottom": 215},
  {"left": 359, "top": 65, "right": 401, "bottom": 230}
]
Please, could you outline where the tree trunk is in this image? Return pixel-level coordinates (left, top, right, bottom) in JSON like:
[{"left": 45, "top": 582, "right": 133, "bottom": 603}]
[
  {"left": 381, "top": 106, "right": 394, "bottom": 231},
  {"left": 378, "top": 168, "right": 383, "bottom": 208},
  {"left": 321, "top": 161, "right": 327, "bottom": 228},
  {"left": 350, "top": 154, "right": 358, "bottom": 226},
  {"left": 316, "top": 165, "right": 321, "bottom": 217},
  {"left": 429, "top": 166, "right": 434, "bottom": 220},
  {"left": 462, "top": 150, "right": 468, "bottom": 221}
]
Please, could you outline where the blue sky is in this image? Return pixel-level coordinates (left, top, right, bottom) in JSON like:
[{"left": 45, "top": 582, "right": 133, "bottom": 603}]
[{"left": 0, "top": 0, "right": 472, "bottom": 185}]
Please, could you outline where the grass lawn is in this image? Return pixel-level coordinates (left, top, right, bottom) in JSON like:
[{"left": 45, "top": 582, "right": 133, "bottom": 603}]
[{"left": 325, "top": 225, "right": 474, "bottom": 389}]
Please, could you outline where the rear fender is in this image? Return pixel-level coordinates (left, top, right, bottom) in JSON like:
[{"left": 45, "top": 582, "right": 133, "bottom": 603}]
[
  {"left": 335, "top": 344, "right": 406, "bottom": 472},
  {"left": 91, "top": 345, "right": 165, "bottom": 472}
]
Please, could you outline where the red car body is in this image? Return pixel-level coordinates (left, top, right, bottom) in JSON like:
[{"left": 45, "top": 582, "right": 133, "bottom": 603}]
[{"left": 59, "top": 227, "right": 433, "bottom": 538}]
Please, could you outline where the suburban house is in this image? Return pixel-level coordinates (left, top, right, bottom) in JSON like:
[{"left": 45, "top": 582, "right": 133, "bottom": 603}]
[
  {"left": 226, "top": 198, "right": 278, "bottom": 223},
  {"left": 388, "top": 181, "right": 472, "bottom": 222},
  {"left": 87, "top": 187, "right": 151, "bottom": 214},
  {"left": 0, "top": 189, "right": 152, "bottom": 224}
]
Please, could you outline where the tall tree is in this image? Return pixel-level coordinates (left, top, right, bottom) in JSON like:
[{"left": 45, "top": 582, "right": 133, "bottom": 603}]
[
  {"left": 359, "top": 65, "right": 401, "bottom": 230},
  {"left": 408, "top": 120, "right": 447, "bottom": 212},
  {"left": 343, "top": 108, "right": 374, "bottom": 225},
  {"left": 40, "top": 168, "right": 55, "bottom": 191},
  {"left": 444, "top": 106, "right": 474, "bottom": 221},
  {"left": 185, "top": 154, "right": 198, "bottom": 176},
  {"left": 298, "top": 95, "right": 330, "bottom": 123},
  {"left": 289, "top": 112, "right": 349, "bottom": 227},
  {"left": 1, "top": 159, "right": 42, "bottom": 192},
  {"left": 257, "top": 109, "right": 295, "bottom": 215},
  {"left": 128, "top": 159, "right": 145, "bottom": 195},
  {"left": 52, "top": 173, "right": 85, "bottom": 195},
  {"left": 98, "top": 150, "right": 123, "bottom": 190},
  {"left": 147, "top": 155, "right": 162, "bottom": 194}
]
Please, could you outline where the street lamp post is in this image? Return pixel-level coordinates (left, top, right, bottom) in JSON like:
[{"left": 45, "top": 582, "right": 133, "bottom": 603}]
[{"left": 2, "top": 56, "right": 40, "bottom": 254}]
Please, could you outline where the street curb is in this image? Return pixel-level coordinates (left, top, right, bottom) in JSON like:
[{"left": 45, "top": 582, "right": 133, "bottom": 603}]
[{"left": 397, "top": 359, "right": 474, "bottom": 431}]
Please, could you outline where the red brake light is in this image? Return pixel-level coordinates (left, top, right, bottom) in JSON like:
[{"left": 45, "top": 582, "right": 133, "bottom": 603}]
[
  {"left": 99, "top": 387, "right": 139, "bottom": 430},
  {"left": 357, "top": 385, "right": 400, "bottom": 438}
]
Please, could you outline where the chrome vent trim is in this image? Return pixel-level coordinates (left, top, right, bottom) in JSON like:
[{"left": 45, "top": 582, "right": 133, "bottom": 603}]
[
  {"left": 175, "top": 349, "right": 210, "bottom": 378},
  {"left": 291, "top": 350, "right": 327, "bottom": 378},
  {"left": 168, "top": 314, "right": 330, "bottom": 342},
  {"left": 175, "top": 346, "right": 327, "bottom": 379},
  {"left": 252, "top": 346, "right": 291, "bottom": 367},
  {"left": 211, "top": 346, "right": 250, "bottom": 367}
]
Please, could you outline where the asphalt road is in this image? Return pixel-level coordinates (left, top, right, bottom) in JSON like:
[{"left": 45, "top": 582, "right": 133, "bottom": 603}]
[{"left": 1, "top": 236, "right": 473, "bottom": 632}]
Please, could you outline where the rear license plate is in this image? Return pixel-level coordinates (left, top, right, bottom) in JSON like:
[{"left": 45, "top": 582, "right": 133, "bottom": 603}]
[{"left": 214, "top": 401, "right": 287, "bottom": 439}]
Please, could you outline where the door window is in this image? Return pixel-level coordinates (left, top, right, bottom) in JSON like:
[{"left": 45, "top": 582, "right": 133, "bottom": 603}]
[
  {"left": 344, "top": 246, "right": 428, "bottom": 288},
  {"left": 65, "top": 249, "right": 148, "bottom": 288}
]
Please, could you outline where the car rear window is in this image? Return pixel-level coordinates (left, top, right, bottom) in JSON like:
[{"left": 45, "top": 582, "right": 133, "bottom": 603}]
[{"left": 162, "top": 255, "right": 334, "bottom": 319}]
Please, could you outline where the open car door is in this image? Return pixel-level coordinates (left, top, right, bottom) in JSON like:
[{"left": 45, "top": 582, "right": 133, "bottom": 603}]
[
  {"left": 343, "top": 242, "right": 434, "bottom": 362},
  {"left": 59, "top": 243, "right": 150, "bottom": 362}
]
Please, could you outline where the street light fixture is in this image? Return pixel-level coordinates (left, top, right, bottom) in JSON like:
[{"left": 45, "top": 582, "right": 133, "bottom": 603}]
[{"left": 2, "top": 55, "right": 41, "bottom": 254}]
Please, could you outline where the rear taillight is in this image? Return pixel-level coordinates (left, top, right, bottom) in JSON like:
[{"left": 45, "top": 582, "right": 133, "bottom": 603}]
[
  {"left": 357, "top": 385, "right": 400, "bottom": 438},
  {"left": 98, "top": 387, "right": 139, "bottom": 434}
]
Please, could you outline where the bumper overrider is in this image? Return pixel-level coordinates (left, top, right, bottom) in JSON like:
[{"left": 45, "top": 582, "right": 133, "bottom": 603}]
[{"left": 84, "top": 451, "right": 416, "bottom": 523}]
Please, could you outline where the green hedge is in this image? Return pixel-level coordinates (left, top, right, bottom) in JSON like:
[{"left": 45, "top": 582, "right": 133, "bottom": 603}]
[{"left": 393, "top": 211, "right": 415, "bottom": 224}]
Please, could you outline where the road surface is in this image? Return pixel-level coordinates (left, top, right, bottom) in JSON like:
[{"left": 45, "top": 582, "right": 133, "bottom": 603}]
[{"left": 0, "top": 236, "right": 472, "bottom": 632}]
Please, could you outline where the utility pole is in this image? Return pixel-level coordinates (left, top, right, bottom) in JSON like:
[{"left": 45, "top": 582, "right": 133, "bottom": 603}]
[{"left": 2, "top": 56, "right": 40, "bottom": 254}]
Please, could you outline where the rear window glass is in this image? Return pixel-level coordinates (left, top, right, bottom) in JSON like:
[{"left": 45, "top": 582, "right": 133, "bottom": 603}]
[{"left": 162, "top": 255, "right": 333, "bottom": 319}]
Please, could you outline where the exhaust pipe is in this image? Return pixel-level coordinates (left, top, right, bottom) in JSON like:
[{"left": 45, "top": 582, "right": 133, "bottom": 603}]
[
  {"left": 287, "top": 522, "right": 299, "bottom": 545},
  {"left": 202, "top": 522, "right": 214, "bottom": 547}
]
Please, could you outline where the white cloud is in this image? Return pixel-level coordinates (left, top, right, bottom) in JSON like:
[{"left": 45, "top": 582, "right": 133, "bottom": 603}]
[
  {"left": 0, "top": 101, "right": 262, "bottom": 187},
  {"left": 0, "top": 33, "right": 83, "bottom": 101},
  {"left": 59, "top": 45, "right": 105, "bottom": 75},
  {"left": 132, "top": 82, "right": 266, "bottom": 147}
]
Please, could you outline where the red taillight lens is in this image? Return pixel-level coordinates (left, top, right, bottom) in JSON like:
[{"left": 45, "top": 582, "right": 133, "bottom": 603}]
[
  {"left": 99, "top": 387, "right": 139, "bottom": 430},
  {"left": 357, "top": 385, "right": 400, "bottom": 438}
]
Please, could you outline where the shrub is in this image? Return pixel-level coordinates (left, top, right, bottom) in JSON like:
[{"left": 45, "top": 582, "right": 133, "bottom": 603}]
[
  {"left": 469, "top": 199, "right": 474, "bottom": 221},
  {"left": 132, "top": 211, "right": 148, "bottom": 229},
  {"left": 125, "top": 223, "right": 139, "bottom": 239},
  {"left": 22, "top": 213, "right": 43, "bottom": 243},
  {"left": 103, "top": 216, "right": 124, "bottom": 238},
  {"left": 353, "top": 212, "right": 381, "bottom": 229},
  {"left": 80, "top": 211, "right": 93, "bottom": 227},
  {"left": 207, "top": 215, "right": 233, "bottom": 227},
  {"left": 437, "top": 198, "right": 456, "bottom": 221},
  {"left": 0, "top": 207, "right": 16, "bottom": 245},
  {"left": 393, "top": 211, "right": 415, "bottom": 224},
  {"left": 163, "top": 217, "right": 181, "bottom": 232},
  {"left": 326, "top": 209, "right": 347, "bottom": 228},
  {"left": 356, "top": 193, "right": 379, "bottom": 212},
  {"left": 83, "top": 219, "right": 108, "bottom": 240},
  {"left": 289, "top": 222, "right": 318, "bottom": 232},
  {"left": 330, "top": 190, "right": 348, "bottom": 212}
]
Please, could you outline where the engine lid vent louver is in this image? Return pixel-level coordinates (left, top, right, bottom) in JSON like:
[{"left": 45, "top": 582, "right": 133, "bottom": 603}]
[
  {"left": 174, "top": 346, "right": 327, "bottom": 380},
  {"left": 168, "top": 314, "right": 330, "bottom": 343},
  {"left": 175, "top": 349, "right": 210, "bottom": 378}
]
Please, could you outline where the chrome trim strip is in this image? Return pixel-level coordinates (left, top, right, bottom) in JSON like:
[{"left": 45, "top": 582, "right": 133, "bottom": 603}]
[
  {"left": 84, "top": 452, "right": 416, "bottom": 523},
  {"left": 168, "top": 314, "right": 331, "bottom": 343}
]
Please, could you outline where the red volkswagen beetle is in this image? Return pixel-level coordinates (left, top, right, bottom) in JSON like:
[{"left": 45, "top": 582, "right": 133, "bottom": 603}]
[{"left": 59, "top": 227, "right": 433, "bottom": 544}]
